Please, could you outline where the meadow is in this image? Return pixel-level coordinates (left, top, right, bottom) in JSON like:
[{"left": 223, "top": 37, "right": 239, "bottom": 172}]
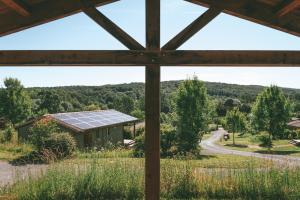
[{"left": 1, "top": 150, "right": 300, "bottom": 200}]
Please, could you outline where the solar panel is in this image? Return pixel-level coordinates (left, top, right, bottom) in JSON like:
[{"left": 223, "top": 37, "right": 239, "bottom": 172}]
[{"left": 51, "top": 110, "right": 138, "bottom": 131}]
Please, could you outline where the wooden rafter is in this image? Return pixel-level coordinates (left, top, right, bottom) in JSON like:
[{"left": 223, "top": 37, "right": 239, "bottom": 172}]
[
  {"left": 81, "top": 0, "right": 144, "bottom": 50},
  {"left": 1, "top": 0, "right": 29, "bottom": 16},
  {"left": 277, "top": 0, "right": 300, "bottom": 17},
  {"left": 145, "top": 0, "right": 160, "bottom": 199},
  {"left": 185, "top": 0, "right": 300, "bottom": 37},
  {"left": 0, "top": 0, "right": 118, "bottom": 37},
  {"left": 1, "top": 50, "right": 300, "bottom": 66},
  {"left": 162, "top": 7, "right": 221, "bottom": 50}
]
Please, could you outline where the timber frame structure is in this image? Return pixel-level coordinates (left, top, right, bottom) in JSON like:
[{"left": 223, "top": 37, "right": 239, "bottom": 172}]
[{"left": 0, "top": 0, "right": 300, "bottom": 199}]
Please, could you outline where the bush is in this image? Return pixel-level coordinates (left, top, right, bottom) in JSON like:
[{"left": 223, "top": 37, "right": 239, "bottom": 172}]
[
  {"left": 132, "top": 134, "right": 144, "bottom": 157},
  {"left": 258, "top": 132, "right": 273, "bottom": 148},
  {"left": 123, "top": 127, "right": 132, "bottom": 139},
  {"left": 43, "top": 132, "right": 76, "bottom": 159},
  {"left": 160, "top": 124, "right": 176, "bottom": 157},
  {"left": 29, "top": 119, "right": 59, "bottom": 150},
  {"left": 1, "top": 124, "right": 17, "bottom": 143}
]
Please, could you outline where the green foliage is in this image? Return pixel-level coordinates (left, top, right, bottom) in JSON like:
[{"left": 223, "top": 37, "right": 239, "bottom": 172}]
[
  {"left": 251, "top": 85, "right": 291, "bottom": 139},
  {"left": 38, "top": 90, "right": 63, "bottom": 114},
  {"left": 2, "top": 125, "right": 17, "bottom": 143},
  {"left": 43, "top": 132, "right": 77, "bottom": 159},
  {"left": 132, "top": 134, "right": 144, "bottom": 157},
  {"left": 225, "top": 107, "right": 247, "bottom": 145},
  {"left": 0, "top": 78, "right": 32, "bottom": 125},
  {"left": 258, "top": 132, "right": 273, "bottom": 148},
  {"left": 83, "top": 104, "right": 101, "bottom": 111},
  {"left": 29, "top": 119, "right": 59, "bottom": 151},
  {"left": 160, "top": 124, "right": 176, "bottom": 157},
  {"left": 113, "top": 94, "right": 135, "bottom": 114},
  {"left": 176, "top": 76, "right": 210, "bottom": 153},
  {"left": 130, "top": 109, "right": 144, "bottom": 120}
]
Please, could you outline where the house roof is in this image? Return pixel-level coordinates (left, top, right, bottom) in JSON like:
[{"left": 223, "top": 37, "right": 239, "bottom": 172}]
[
  {"left": 0, "top": 0, "right": 299, "bottom": 37},
  {"left": 288, "top": 120, "right": 300, "bottom": 128},
  {"left": 50, "top": 109, "right": 138, "bottom": 133}
]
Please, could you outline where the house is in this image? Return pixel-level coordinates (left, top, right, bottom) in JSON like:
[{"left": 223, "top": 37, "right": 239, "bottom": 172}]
[{"left": 18, "top": 110, "right": 138, "bottom": 148}]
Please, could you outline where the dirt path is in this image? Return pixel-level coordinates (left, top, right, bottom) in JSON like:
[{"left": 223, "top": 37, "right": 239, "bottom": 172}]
[
  {"left": 0, "top": 161, "right": 47, "bottom": 187},
  {"left": 201, "top": 128, "right": 300, "bottom": 166}
]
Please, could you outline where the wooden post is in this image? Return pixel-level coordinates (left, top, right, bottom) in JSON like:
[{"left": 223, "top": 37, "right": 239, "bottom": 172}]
[
  {"left": 133, "top": 122, "right": 136, "bottom": 138},
  {"left": 145, "top": 0, "right": 160, "bottom": 199}
]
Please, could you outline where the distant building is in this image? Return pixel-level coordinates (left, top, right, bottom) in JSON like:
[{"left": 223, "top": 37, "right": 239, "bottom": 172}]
[
  {"left": 18, "top": 110, "right": 138, "bottom": 148},
  {"left": 288, "top": 119, "right": 300, "bottom": 130}
]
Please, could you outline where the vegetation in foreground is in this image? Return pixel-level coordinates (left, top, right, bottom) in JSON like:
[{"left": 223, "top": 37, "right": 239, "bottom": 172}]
[{"left": 1, "top": 151, "right": 300, "bottom": 200}]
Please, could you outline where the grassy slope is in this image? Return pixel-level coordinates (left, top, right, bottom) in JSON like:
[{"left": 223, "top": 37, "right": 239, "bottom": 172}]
[{"left": 218, "top": 133, "right": 300, "bottom": 156}]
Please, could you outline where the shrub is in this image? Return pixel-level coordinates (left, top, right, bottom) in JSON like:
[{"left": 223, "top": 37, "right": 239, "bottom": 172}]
[
  {"left": 29, "top": 119, "right": 59, "bottom": 151},
  {"left": 132, "top": 134, "right": 144, "bottom": 157},
  {"left": 43, "top": 132, "right": 76, "bottom": 159},
  {"left": 2, "top": 124, "right": 17, "bottom": 143},
  {"left": 160, "top": 124, "right": 176, "bottom": 157},
  {"left": 258, "top": 132, "right": 273, "bottom": 148}
]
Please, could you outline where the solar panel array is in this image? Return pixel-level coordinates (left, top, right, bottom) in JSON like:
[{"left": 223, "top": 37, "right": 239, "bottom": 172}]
[{"left": 51, "top": 110, "right": 137, "bottom": 131}]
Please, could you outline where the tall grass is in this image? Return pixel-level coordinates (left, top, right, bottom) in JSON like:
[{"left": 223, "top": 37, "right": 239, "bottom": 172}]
[{"left": 2, "top": 152, "right": 300, "bottom": 199}]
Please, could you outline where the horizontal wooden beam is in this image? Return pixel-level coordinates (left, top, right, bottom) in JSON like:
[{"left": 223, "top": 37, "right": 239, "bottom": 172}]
[
  {"left": 1, "top": 0, "right": 30, "bottom": 16},
  {"left": 0, "top": 0, "right": 118, "bottom": 37},
  {"left": 0, "top": 50, "right": 300, "bottom": 66},
  {"left": 277, "top": 0, "right": 300, "bottom": 17},
  {"left": 185, "top": 0, "right": 300, "bottom": 37},
  {"left": 162, "top": 7, "right": 221, "bottom": 50},
  {"left": 81, "top": 1, "right": 144, "bottom": 50}
]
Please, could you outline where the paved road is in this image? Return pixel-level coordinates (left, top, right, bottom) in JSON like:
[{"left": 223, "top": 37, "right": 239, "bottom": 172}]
[
  {"left": 201, "top": 128, "right": 300, "bottom": 166},
  {"left": 0, "top": 161, "right": 47, "bottom": 187}
]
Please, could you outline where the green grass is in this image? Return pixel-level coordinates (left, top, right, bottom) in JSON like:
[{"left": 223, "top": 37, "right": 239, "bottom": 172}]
[
  {"left": 2, "top": 150, "right": 299, "bottom": 200},
  {"left": 0, "top": 143, "right": 33, "bottom": 161},
  {"left": 218, "top": 133, "right": 300, "bottom": 156}
]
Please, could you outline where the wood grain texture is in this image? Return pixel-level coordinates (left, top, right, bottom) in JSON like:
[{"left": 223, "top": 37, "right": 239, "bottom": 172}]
[
  {"left": 1, "top": 50, "right": 300, "bottom": 66},
  {"left": 185, "top": 0, "right": 300, "bottom": 37}
]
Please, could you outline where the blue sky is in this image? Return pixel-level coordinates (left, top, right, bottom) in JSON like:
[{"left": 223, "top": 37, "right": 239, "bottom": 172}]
[{"left": 0, "top": 0, "right": 299, "bottom": 88}]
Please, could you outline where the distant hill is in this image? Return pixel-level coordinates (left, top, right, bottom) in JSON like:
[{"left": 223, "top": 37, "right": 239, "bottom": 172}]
[{"left": 24, "top": 80, "right": 300, "bottom": 112}]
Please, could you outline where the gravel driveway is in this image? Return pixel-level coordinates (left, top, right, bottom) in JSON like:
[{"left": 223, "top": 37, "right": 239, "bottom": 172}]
[
  {"left": 201, "top": 128, "right": 300, "bottom": 166},
  {"left": 0, "top": 161, "right": 47, "bottom": 187}
]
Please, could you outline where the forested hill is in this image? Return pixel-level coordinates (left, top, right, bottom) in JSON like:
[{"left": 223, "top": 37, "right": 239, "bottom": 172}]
[{"left": 24, "top": 80, "right": 300, "bottom": 114}]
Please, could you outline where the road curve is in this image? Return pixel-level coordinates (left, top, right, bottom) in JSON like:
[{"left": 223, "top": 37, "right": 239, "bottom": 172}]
[{"left": 201, "top": 128, "right": 300, "bottom": 165}]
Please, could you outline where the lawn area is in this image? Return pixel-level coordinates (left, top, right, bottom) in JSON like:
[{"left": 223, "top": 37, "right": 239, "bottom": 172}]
[
  {"left": 2, "top": 150, "right": 299, "bottom": 200},
  {"left": 0, "top": 143, "right": 33, "bottom": 161},
  {"left": 218, "top": 133, "right": 300, "bottom": 156}
]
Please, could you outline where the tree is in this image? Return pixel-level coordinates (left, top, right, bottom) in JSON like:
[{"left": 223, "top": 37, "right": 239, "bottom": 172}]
[
  {"left": 113, "top": 94, "right": 135, "bottom": 114},
  {"left": 251, "top": 85, "right": 291, "bottom": 141},
  {"left": 176, "top": 76, "right": 210, "bottom": 153},
  {"left": 38, "top": 90, "right": 63, "bottom": 114},
  {"left": 0, "top": 78, "right": 32, "bottom": 125},
  {"left": 225, "top": 107, "right": 247, "bottom": 145}
]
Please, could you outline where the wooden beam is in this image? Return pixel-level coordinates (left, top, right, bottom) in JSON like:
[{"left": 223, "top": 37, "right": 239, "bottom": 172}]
[
  {"left": 81, "top": 0, "right": 144, "bottom": 50},
  {"left": 0, "top": 0, "right": 118, "bottom": 37},
  {"left": 145, "top": 0, "right": 160, "bottom": 199},
  {"left": 1, "top": 0, "right": 30, "bottom": 16},
  {"left": 185, "top": 0, "right": 300, "bottom": 37},
  {"left": 277, "top": 0, "right": 300, "bottom": 17},
  {"left": 1, "top": 50, "right": 300, "bottom": 66},
  {"left": 162, "top": 7, "right": 221, "bottom": 50}
]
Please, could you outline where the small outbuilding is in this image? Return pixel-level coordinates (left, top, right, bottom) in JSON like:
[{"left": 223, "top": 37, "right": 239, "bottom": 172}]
[
  {"left": 18, "top": 110, "right": 138, "bottom": 148},
  {"left": 288, "top": 120, "right": 300, "bottom": 130}
]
